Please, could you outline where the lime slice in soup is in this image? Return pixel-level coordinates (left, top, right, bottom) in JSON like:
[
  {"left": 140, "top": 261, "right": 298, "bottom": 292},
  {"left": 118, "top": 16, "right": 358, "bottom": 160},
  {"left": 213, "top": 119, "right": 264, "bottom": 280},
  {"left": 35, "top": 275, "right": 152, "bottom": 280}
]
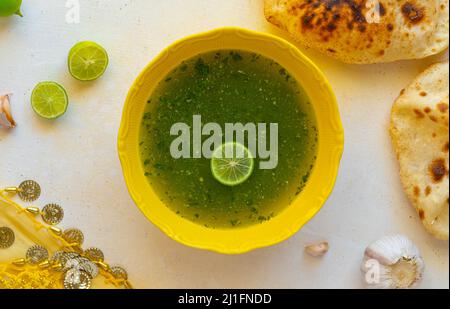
[
  {"left": 31, "top": 82, "right": 69, "bottom": 119},
  {"left": 211, "top": 142, "right": 255, "bottom": 186},
  {"left": 68, "top": 41, "right": 109, "bottom": 81}
]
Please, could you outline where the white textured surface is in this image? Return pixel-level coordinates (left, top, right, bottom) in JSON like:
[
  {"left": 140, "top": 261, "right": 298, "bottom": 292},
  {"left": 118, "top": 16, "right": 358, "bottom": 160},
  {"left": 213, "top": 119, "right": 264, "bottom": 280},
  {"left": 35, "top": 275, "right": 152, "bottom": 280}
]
[{"left": 0, "top": 0, "right": 448, "bottom": 289}]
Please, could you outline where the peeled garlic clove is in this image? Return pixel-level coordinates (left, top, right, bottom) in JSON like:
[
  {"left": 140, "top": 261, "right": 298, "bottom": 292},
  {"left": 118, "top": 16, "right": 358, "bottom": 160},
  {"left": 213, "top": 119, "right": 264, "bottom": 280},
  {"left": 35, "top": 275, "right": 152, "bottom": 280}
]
[
  {"left": 361, "top": 235, "right": 425, "bottom": 289},
  {"left": 0, "top": 94, "right": 16, "bottom": 128},
  {"left": 305, "top": 241, "right": 329, "bottom": 257}
]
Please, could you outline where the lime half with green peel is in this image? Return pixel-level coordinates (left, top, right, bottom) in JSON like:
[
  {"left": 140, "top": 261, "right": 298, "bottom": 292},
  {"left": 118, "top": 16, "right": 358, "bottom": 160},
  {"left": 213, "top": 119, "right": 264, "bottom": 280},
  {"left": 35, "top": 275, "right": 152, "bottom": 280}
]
[
  {"left": 0, "top": 0, "right": 23, "bottom": 17},
  {"left": 211, "top": 142, "right": 255, "bottom": 186},
  {"left": 31, "top": 82, "right": 68, "bottom": 119},
  {"left": 68, "top": 41, "right": 109, "bottom": 81}
]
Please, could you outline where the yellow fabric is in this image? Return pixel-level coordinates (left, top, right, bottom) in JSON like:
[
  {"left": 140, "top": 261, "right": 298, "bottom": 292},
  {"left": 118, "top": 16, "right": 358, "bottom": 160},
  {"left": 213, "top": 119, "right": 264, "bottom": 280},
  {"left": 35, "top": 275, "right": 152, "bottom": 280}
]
[{"left": 0, "top": 190, "right": 131, "bottom": 289}]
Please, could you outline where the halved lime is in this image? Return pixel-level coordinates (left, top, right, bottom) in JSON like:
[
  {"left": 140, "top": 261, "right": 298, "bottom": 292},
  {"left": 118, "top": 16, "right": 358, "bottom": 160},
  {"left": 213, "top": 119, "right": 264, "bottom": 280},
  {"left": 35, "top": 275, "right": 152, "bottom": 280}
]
[
  {"left": 31, "top": 82, "right": 68, "bottom": 119},
  {"left": 68, "top": 41, "right": 109, "bottom": 81},
  {"left": 211, "top": 142, "right": 255, "bottom": 186}
]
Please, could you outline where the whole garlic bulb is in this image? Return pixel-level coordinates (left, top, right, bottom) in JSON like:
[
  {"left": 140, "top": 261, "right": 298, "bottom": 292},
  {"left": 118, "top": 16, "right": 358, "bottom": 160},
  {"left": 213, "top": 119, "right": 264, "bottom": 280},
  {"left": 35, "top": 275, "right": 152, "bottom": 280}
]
[{"left": 361, "top": 235, "right": 425, "bottom": 289}]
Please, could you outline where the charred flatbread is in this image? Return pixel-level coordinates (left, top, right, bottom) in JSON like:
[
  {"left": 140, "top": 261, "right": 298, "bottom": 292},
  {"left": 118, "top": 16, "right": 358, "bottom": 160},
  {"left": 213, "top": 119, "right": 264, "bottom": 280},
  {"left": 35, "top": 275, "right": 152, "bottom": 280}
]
[{"left": 390, "top": 62, "right": 449, "bottom": 240}]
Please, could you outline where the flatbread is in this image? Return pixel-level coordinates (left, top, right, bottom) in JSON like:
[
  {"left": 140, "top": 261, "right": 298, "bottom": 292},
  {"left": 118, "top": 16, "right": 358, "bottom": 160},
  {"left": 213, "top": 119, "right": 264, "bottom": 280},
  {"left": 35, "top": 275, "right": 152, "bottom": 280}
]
[
  {"left": 390, "top": 62, "right": 449, "bottom": 240},
  {"left": 264, "top": 0, "right": 449, "bottom": 64}
]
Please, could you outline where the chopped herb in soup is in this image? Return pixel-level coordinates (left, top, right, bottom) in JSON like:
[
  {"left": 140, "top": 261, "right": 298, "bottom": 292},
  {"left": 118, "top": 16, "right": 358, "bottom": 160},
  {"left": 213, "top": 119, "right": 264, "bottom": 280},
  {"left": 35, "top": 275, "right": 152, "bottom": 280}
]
[{"left": 139, "top": 50, "right": 318, "bottom": 229}]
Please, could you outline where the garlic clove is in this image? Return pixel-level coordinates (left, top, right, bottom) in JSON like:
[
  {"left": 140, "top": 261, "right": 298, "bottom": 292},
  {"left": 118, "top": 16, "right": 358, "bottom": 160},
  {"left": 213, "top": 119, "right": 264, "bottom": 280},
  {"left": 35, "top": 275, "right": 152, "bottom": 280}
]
[
  {"left": 361, "top": 235, "right": 425, "bottom": 289},
  {"left": 0, "top": 94, "right": 17, "bottom": 128},
  {"left": 305, "top": 241, "right": 329, "bottom": 257}
]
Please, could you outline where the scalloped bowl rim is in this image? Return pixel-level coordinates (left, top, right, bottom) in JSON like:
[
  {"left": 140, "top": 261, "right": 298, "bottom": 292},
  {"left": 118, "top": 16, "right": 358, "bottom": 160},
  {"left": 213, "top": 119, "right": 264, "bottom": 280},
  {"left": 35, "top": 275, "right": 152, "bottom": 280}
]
[{"left": 118, "top": 27, "right": 344, "bottom": 254}]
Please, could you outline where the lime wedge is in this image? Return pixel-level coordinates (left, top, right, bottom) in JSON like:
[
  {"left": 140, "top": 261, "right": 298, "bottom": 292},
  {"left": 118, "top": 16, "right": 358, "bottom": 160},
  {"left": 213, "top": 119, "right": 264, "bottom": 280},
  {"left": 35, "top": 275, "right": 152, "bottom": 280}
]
[
  {"left": 211, "top": 142, "right": 254, "bottom": 186},
  {"left": 31, "top": 82, "right": 68, "bottom": 119},
  {"left": 68, "top": 41, "right": 109, "bottom": 81}
]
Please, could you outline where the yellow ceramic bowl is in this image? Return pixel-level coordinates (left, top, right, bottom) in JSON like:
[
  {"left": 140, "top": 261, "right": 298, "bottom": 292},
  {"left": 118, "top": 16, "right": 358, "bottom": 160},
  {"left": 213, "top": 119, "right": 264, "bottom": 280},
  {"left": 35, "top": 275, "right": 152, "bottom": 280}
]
[{"left": 118, "top": 27, "right": 344, "bottom": 254}]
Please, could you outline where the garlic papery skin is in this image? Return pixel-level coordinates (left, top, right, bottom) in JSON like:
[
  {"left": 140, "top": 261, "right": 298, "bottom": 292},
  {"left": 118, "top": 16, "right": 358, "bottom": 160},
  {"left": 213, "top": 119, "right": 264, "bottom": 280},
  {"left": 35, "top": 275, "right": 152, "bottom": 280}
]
[
  {"left": 0, "top": 94, "right": 16, "bottom": 128},
  {"left": 305, "top": 241, "right": 329, "bottom": 257},
  {"left": 361, "top": 235, "right": 425, "bottom": 289}
]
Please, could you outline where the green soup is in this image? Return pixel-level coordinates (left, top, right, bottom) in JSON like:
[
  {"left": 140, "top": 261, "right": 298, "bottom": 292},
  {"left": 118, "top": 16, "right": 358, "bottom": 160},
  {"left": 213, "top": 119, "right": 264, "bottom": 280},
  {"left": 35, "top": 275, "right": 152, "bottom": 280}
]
[{"left": 139, "top": 50, "right": 318, "bottom": 229}]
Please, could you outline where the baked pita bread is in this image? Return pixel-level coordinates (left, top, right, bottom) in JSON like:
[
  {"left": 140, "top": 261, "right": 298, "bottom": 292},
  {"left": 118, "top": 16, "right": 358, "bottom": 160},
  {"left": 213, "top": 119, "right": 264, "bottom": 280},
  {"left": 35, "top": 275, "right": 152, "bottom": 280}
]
[
  {"left": 390, "top": 62, "right": 449, "bottom": 240},
  {"left": 264, "top": 0, "right": 449, "bottom": 64}
]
